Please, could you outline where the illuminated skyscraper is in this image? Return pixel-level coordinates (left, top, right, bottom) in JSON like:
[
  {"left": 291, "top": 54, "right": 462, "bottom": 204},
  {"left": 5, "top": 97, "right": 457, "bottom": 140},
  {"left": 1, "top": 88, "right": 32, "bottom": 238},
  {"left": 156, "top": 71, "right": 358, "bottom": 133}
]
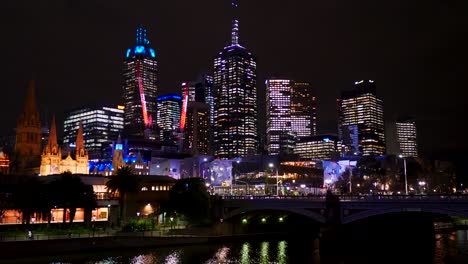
[
  {"left": 122, "top": 25, "right": 158, "bottom": 140},
  {"left": 213, "top": 2, "right": 257, "bottom": 159},
  {"left": 63, "top": 105, "right": 124, "bottom": 160},
  {"left": 180, "top": 75, "right": 214, "bottom": 154},
  {"left": 266, "top": 79, "right": 317, "bottom": 155},
  {"left": 396, "top": 119, "right": 418, "bottom": 157},
  {"left": 183, "top": 102, "right": 210, "bottom": 155},
  {"left": 156, "top": 94, "right": 181, "bottom": 145},
  {"left": 338, "top": 80, "right": 385, "bottom": 156}
]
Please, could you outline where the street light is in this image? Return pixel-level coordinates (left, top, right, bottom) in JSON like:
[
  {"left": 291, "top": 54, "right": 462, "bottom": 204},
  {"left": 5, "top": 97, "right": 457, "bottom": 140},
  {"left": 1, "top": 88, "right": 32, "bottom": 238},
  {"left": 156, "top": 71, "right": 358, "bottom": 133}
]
[
  {"left": 269, "top": 163, "right": 279, "bottom": 196},
  {"left": 399, "top": 154, "right": 408, "bottom": 195}
]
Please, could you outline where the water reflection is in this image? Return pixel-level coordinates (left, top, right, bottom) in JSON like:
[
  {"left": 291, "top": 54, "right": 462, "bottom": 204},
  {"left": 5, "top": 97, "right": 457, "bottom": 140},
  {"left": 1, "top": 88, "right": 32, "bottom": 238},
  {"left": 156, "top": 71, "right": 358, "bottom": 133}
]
[
  {"left": 240, "top": 243, "right": 250, "bottom": 264},
  {"left": 6, "top": 232, "right": 468, "bottom": 264},
  {"left": 259, "top": 241, "right": 269, "bottom": 264},
  {"left": 164, "top": 250, "right": 182, "bottom": 264},
  {"left": 277, "top": 241, "right": 287, "bottom": 264}
]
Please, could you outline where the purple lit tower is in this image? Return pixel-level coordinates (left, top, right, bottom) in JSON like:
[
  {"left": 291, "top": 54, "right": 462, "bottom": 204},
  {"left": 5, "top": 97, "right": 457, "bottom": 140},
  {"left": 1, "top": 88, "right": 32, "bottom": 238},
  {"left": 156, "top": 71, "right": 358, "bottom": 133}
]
[{"left": 213, "top": 1, "right": 258, "bottom": 159}]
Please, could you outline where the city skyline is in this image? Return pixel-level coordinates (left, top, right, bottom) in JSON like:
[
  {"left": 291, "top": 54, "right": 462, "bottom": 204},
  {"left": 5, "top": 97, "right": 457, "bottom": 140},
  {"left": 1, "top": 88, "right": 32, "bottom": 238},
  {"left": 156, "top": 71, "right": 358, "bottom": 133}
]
[{"left": 1, "top": 0, "right": 466, "bottom": 158}]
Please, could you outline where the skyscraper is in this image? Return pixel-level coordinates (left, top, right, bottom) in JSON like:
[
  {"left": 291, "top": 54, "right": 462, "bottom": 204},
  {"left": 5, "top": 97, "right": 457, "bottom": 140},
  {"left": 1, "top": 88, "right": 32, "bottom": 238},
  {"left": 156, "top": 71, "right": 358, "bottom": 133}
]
[
  {"left": 213, "top": 2, "right": 257, "bottom": 159},
  {"left": 291, "top": 82, "right": 317, "bottom": 137},
  {"left": 183, "top": 102, "right": 210, "bottom": 155},
  {"left": 396, "top": 119, "right": 418, "bottom": 157},
  {"left": 180, "top": 75, "right": 214, "bottom": 154},
  {"left": 122, "top": 25, "right": 158, "bottom": 140},
  {"left": 266, "top": 79, "right": 317, "bottom": 155},
  {"left": 338, "top": 80, "right": 385, "bottom": 156},
  {"left": 63, "top": 105, "right": 124, "bottom": 160},
  {"left": 156, "top": 94, "right": 182, "bottom": 145}
]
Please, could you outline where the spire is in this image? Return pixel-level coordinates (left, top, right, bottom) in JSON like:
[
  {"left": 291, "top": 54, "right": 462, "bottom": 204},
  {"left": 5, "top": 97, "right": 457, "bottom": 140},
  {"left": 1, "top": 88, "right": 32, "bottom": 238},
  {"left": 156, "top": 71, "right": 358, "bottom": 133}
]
[
  {"left": 136, "top": 25, "right": 149, "bottom": 46},
  {"left": 231, "top": 1, "right": 239, "bottom": 45},
  {"left": 47, "top": 115, "right": 57, "bottom": 148},
  {"left": 24, "top": 80, "right": 38, "bottom": 115},
  {"left": 76, "top": 121, "right": 84, "bottom": 152},
  {"left": 117, "top": 134, "right": 122, "bottom": 145}
]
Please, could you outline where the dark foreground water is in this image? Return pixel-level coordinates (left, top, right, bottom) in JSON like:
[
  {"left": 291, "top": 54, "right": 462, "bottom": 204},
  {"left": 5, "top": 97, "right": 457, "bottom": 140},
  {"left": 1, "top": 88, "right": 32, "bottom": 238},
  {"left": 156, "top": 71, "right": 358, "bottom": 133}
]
[{"left": 5, "top": 230, "right": 468, "bottom": 264}]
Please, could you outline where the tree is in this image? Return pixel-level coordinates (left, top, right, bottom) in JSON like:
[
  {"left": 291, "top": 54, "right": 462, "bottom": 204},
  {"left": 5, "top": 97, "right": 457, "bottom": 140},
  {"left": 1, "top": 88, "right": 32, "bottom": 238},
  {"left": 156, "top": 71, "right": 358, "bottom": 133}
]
[
  {"left": 51, "top": 172, "right": 92, "bottom": 225},
  {"left": 12, "top": 176, "right": 42, "bottom": 225},
  {"left": 105, "top": 166, "right": 140, "bottom": 225},
  {"left": 166, "top": 178, "right": 210, "bottom": 226}
]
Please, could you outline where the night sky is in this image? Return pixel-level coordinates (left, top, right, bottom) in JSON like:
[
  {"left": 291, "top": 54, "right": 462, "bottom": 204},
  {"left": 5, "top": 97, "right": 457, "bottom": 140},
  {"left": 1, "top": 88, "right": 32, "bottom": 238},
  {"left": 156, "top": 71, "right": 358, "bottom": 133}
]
[{"left": 1, "top": 0, "right": 467, "bottom": 159}]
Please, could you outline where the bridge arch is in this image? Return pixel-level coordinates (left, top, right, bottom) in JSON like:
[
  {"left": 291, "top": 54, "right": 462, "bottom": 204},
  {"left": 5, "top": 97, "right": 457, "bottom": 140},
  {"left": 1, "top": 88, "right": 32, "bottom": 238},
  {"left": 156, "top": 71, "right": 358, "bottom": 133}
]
[
  {"left": 343, "top": 207, "right": 468, "bottom": 224},
  {"left": 224, "top": 207, "right": 326, "bottom": 223}
]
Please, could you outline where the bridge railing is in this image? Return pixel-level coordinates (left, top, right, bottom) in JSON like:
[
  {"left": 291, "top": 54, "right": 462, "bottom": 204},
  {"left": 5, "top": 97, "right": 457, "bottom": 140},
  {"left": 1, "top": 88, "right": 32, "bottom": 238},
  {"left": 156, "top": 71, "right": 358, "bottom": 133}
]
[{"left": 215, "top": 194, "right": 468, "bottom": 202}]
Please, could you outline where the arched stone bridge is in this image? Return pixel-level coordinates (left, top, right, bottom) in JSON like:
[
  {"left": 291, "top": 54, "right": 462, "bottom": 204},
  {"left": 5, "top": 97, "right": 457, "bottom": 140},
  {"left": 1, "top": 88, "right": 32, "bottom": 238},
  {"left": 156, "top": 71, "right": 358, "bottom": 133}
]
[{"left": 212, "top": 195, "right": 468, "bottom": 224}]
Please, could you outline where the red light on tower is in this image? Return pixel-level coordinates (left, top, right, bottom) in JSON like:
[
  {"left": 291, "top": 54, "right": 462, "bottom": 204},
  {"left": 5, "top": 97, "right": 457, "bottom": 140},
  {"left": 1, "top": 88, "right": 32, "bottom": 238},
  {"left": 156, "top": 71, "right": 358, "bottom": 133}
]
[{"left": 180, "top": 83, "right": 189, "bottom": 129}]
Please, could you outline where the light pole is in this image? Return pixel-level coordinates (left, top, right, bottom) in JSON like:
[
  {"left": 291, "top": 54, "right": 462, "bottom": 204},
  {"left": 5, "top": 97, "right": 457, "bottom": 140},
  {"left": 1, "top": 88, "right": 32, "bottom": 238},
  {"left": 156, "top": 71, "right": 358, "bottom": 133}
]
[
  {"left": 269, "top": 163, "right": 279, "bottom": 196},
  {"left": 399, "top": 155, "right": 408, "bottom": 195}
]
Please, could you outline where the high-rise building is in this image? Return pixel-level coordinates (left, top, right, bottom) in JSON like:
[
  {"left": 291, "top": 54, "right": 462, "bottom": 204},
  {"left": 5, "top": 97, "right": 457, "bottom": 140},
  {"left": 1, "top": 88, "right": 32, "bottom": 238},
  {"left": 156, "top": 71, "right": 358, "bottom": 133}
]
[
  {"left": 291, "top": 82, "right": 317, "bottom": 136},
  {"left": 183, "top": 102, "right": 210, "bottom": 155},
  {"left": 180, "top": 75, "right": 214, "bottom": 154},
  {"left": 266, "top": 79, "right": 317, "bottom": 155},
  {"left": 14, "top": 80, "right": 42, "bottom": 174},
  {"left": 157, "top": 94, "right": 182, "bottom": 145},
  {"left": 213, "top": 3, "right": 257, "bottom": 159},
  {"left": 122, "top": 25, "right": 158, "bottom": 140},
  {"left": 338, "top": 80, "right": 385, "bottom": 156},
  {"left": 63, "top": 105, "right": 124, "bottom": 160},
  {"left": 396, "top": 119, "right": 418, "bottom": 157}
]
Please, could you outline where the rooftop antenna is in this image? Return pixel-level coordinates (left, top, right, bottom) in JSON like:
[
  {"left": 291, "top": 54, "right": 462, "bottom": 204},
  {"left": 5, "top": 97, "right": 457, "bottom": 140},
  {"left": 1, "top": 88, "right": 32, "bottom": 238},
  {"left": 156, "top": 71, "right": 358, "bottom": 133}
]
[{"left": 231, "top": 1, "right": 239, "bottom": 45}]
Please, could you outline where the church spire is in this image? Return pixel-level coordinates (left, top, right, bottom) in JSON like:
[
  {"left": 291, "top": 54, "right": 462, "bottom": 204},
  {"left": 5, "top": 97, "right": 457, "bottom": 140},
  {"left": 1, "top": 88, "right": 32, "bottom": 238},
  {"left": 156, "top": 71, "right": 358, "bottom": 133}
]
[
  {"left": 43, "top": 115, "right": 58, "bottom": 155},
  {"left": 75, "top": 121, "right": 85, "bottom": 156},
  {"left": 24, "top": 80, "right": 38, "bottom": 115},
  {"left": 231, "top": 1, "right": 239, "bottom": 45}
]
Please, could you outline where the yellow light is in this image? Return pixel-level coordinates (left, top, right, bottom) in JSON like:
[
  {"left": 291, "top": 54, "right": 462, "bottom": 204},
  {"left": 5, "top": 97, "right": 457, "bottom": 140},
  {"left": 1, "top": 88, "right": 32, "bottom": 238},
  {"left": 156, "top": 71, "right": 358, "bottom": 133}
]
[{"left": 117, "top": 105, "right": 125, "bottom": 110}]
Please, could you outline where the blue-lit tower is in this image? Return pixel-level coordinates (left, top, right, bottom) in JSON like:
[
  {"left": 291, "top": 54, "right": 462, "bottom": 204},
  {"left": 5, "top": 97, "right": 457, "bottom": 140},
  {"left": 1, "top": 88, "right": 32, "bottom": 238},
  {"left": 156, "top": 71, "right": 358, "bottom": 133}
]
[
  {"left": 122, "top": 25, "right": 158, "bottom": 140},
  {"left": 213, "top": 1, "right": 258, "bottom": 159}
]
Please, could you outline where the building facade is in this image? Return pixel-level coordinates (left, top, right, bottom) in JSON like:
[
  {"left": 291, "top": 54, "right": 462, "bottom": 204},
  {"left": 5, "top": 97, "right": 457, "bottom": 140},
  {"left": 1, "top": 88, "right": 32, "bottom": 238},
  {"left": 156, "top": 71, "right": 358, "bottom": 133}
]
[
  {"left": 213, "top": 13, "right": 257, "bottom": 159},
  {"left": 63, "top": 105, "right": 124, "bottom": 160},
  {"left": 294, "top": 135, "right": 338, "bottom": 161},
  {"left": 266, "top": 79, "right": 317, "bottom": 155},
  {"left": 156, "top": 94, "right": 182, "bottom": 145},
  {"left": 396, "top": 119, "right": 418, "bottom": 157},
  {"left": 40, "top": 119, "right": 89, "bottom": 176},
  {"left": 183, "top": 102, "right": 210, "bottom": 155},
  {"left": 338, "top": 80, "right": 385, "bottom": 156},
  {"left": 122, "top": 25, "right": 158, "bottom": 140}
]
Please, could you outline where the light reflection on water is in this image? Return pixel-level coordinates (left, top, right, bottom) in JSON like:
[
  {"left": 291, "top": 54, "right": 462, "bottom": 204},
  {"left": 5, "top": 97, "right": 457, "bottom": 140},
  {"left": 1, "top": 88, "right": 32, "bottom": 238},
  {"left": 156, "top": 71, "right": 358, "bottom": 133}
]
[{"left": 31, "top": 230, "right": 468, "bottom": 264}]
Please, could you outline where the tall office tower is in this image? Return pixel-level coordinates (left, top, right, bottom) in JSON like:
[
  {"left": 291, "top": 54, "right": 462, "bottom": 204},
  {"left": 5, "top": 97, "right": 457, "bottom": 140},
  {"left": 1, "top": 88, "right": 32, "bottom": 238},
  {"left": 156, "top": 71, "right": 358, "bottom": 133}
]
[
  {"left": 156, "top": 94, "right": 182, "bottom": 144},
  {"left": 213, "top": 2, "right": 257, "bottom": 159},
  {"left": 291, "top": 82, "right": 317, "bottom": 136},
  {"left": 122, "top": 25, "right": 158, "bottom": 140},
  {"left": 15, "top": 80, "right": 42, "bottom": 174},
  {"left": 266, "top": 79, "right": 317, "bottom": 155},
  {"left": 63, "top": 105, "right": 124, "bottom": 160},
  {"left": 266, "top": 79, "right": 293, "bottom": 155},
  {"left": 183, "top": 102, "right": 210, "bottom": 155},
  {"left": 338, "top": 80, "right": 385, "bottom": 156},
  {"left": 396, "top": 119, "right": 418, "bottom": 157}
]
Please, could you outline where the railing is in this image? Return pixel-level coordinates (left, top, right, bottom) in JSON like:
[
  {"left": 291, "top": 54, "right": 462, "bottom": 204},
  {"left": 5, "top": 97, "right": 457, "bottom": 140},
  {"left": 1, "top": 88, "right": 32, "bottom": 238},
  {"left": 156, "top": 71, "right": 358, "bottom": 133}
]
[
  {"left": 0, "top": 229, "right": 195, "bottom": 242},
  {"left": 216, "top": 194, "right": 468, "bottom": 202}
]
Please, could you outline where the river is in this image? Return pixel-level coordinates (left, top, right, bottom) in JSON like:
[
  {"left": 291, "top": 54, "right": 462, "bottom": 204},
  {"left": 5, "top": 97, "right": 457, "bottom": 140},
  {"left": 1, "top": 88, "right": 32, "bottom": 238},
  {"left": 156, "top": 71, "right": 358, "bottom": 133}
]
[{"left": 5, "top": 230, "right": 468, "bottom": 264}]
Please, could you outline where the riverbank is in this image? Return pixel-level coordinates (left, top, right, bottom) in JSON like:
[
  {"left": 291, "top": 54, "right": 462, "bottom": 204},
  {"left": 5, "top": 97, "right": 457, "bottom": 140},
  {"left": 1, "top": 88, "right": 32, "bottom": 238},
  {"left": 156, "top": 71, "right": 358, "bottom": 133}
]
[{"left": 0, "top": 232, "right": 290, "bottom": 260}]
